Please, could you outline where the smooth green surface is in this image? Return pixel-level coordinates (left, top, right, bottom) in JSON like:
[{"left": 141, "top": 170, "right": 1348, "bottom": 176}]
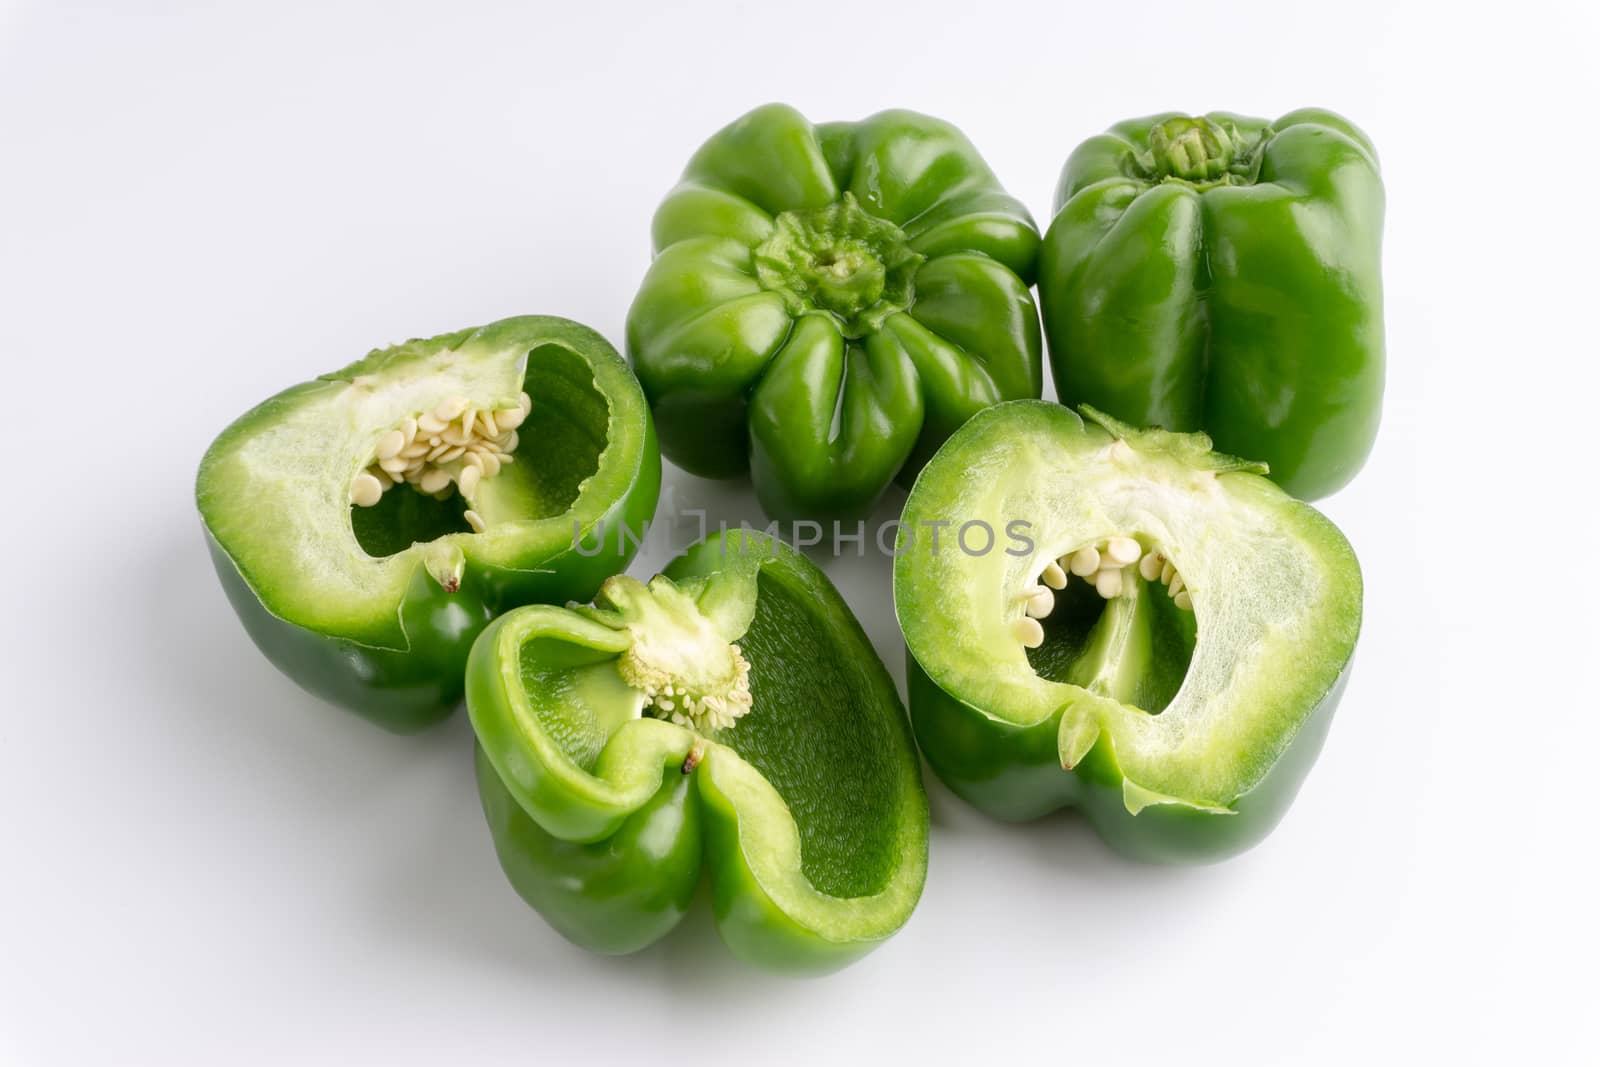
[
  {"left": 198, "top": 316, "right": 661, "bottom": 732},
  {"left": 628, "top": 103, "right": 1042, "bottom": 521},
  {"left": 1038, "top": 109, "right": 1384, "bottom": 500},
  {"left": 894, "top": 400, "right": 1362, "bottom": 862},
  {"left": 467, "top": 531, "right": 927, "bottom": 973},
  {"left": 477, "top": 744, "right": 701, "bottom": 955},
  {"left": 907, "top": 652, "right": 1348, "bottom": 862}
]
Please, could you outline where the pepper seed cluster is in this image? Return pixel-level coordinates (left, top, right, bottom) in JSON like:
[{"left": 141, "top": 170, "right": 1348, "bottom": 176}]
[
  {"left": 1012, "top": 537, "right": 1195, "bottom": 649},
  {"left": 349, "top": 392, "right": 531, "bottom": 533},
  {"left": 643, "top": 649, "right": 755, "bottom": 733}
]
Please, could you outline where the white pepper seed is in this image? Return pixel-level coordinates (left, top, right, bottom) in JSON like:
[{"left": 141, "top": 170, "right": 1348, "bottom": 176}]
[
  {"left": 417, "top": 412, "right": 446, "bottom": 435},
  {"left": 350, "top": 472, "right": 383, "bottom": 507},
  {"left": 1095, "top": 568, "right": 1124, "bottom": 599},
  {"left": 434, "top": 396, "right": 469, "bottom": 422},
  {"left": 374, "top": 429, "right": 406, "bottom": 460},
  {"left": 1026, "top": 589, "right": 1054, "bottom": 619},
  {"left": 464, "top": 509, "right": 486, "bottom": 533},
  {"left": 1173, "top": 590, "right": 1193, "bottom": 611},
  {"left": 1106, "top": 537, "right": 1140, "bottom": 565},
  {"left": 1160, "top": 560, "right": 1176, "bottom": 586},
  {"left": 419, "top": 468, "right": 451, "bottom": 494},
  {"left": 1069, "top": 547, "right": 1101, "bottom": 576},
  {"left": 1139, "top": 552, "right": 1163, "bottom": 581},
  {"left": 458, "top": 464, "right": 481, "bottom": 498},
  {"left": 1041, "top": 560, "right": 1068, "bottom": 589},
  {"left": 1013, "top": 616, "right": 1045, "bottom": 648}
]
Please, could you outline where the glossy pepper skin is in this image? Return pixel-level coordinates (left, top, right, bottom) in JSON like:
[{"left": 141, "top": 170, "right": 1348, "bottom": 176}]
[
  {"left": 197, "top": 317, "right": 661, "bottom": 733},
  {"left": 1039, "top": 110, "right": 1384, "bottom": 500},
  {"left": 468, "top": 531, "right": 928, "bottom": 974},
  {"left": 895, "top": 401, "right": 1361, "bottom": 863},
  {"left": 628, "top": 103, "right": 1043, "bottom": 522}
]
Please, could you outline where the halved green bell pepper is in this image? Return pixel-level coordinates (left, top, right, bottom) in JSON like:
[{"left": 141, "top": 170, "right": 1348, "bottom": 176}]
[
  {"left": 628, "top": 102, "right": 1043, "bottom": 521},
  {"left": 197, "top": 316, "right": 660, "bottom": 733},
  {"left": 467, "top": 531, "right": 928, "bottom": 974},
  {"left": 895, "top": 401, "right": 1361, "bottom": 862},
  {"left": 1039, "top": 110, "right": 1384, "bottom": 500}
]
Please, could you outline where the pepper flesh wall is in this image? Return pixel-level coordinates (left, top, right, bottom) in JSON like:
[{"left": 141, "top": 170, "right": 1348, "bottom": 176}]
[
  {"left": 467, "top": 532, "right": 928, "bottom": 974},
  {"left": 894, "top": 401, "right": 1362, "bottom": 863},
  {"left": 196, "top": 316, "right": 660, "bottom": 732}
]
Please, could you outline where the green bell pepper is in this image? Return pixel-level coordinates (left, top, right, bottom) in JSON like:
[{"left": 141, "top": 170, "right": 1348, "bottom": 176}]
[
  {"left": 627, "top": 102, "right": 1043, "bottom": 521},
  {"left": 468, "top": 531, "right": 928, "bottom": 974},
  {"left": 894, "top": 401, "right": 1361, "bottom": 863},
  {"left": 197, "top": 316, "right": 660, "bottom": 733},
  {"left": 1038, "top": 110, "right": 1384, "bottom": 500}
]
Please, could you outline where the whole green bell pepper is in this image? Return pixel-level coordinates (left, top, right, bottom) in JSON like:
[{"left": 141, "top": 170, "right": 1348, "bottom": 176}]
[
  {"left": 197, "top": 316, "right": 660, "bottom": 733},
  {"left": 1038, "top": 110, "right": 1384, "bottom": 500},
  {"left": 628, "top": 102, "right": 1043, "bottom": 521},
  {"left": 894, "top": 400, "right": 1361, "bottom": 862},
  {"left": 468, "top": 531, "right": 928, "bottom": 973}
]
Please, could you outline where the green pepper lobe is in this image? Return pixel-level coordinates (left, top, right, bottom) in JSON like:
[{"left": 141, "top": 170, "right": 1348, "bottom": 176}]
[
  {"left": 467, "top": 532, "right": 928, "bottom": 973},
  {"left": 628, "top": 103, "right": 1043, "bottom": 522},
  {"left": 1038, "top": 109, "right": 1384, "bottom": 500},
  {"left": 197, "top": 316, "right": 661, "bottom": 732},
  {"left": 894, "top": 401, "right": 1361, "bottom": 862}
]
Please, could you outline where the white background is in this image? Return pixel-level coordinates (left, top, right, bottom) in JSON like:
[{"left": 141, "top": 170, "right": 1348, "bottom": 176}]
[{"left": 3, "top": 2, "right": 1597, "bottom": 1064}]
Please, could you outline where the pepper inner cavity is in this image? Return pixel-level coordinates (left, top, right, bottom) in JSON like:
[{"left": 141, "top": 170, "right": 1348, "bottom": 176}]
[
  {"left": 350, "top": 390, "right": 531, "bottom": 535},
  {"left": 1013, "top": 536, "right": 1197, "bottom": 715}
]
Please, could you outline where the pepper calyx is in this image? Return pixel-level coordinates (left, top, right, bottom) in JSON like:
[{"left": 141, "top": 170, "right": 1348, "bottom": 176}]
[
  {"left": 752, "top": 192, "right": 924, "bottom": 338},
  {"left": 1139, "top": 116, "right": 1264, "bottom": 188}
]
